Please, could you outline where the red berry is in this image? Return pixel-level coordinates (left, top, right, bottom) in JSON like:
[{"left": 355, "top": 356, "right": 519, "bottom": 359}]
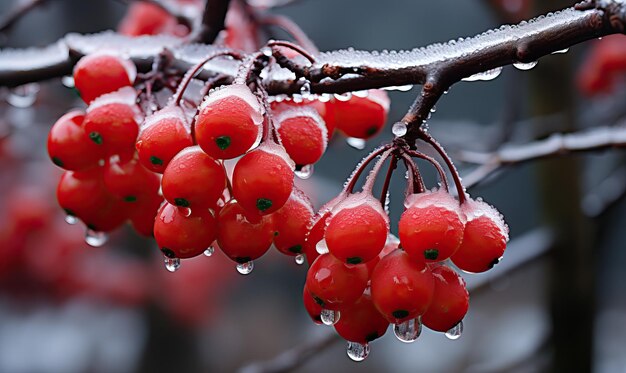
[
  {"left": 370, "top": 249, "right": 435, "bottom": 323},
  {"left": 303, "top": 195, "right": 344, "bottom": 266},
  {"left": 335, "top": 90, "right": 389, "bottom": 139},
  {"left": 118, "top": 2, "right": 188, "bottom": 37},
  {"left": 365, "top": 234, "right": 400, "bottom": 275},
  {"left": 83, "top": 87, "right": 141, "bottom": 158},
  {"left": 451, "top": 198, "right": 509, "bottom": 273},
  {"left": 334, "top": 293, "right": 389, "bottom": 344},
  {"left": 195, "top": 84, "right": 263, "bottom": 159},
  {"left": 325, "top": 194, "right": 389, "bottom": 265},
  {"left": 273, "top": 188, "right": 314, "bottom": 256},
  {"left": 216, "top": 200, "right": 275, "bottom": 263},
  {"left": 129, "top": 193, "right": 164, "bottom": 237},
  {"left": 274, "top": 106, "right": 328, "bottom": 166},
  {"left": 136, "top": 106, "right": 193, "bottom": 173},
  {"left": 47, "top": 110, "right": 104, "bottom": 171},
  {"left": 161, "top": 146, "right": 226, "bottom": 209},
  {"left": 303, "top": 284, "right": 323, "bottom": 324},
  {"left": 56, "top": 169, "right": 110, "bottom": 222},
  {"left": 305, "top": 253, "right": 368, "bottom": 311},
  {"left": 232, "top": 143, "right": 294, "bottom": 216},
  {"left": 154, "top": 203, "right": 217, "bottom": 259},
  {"left": 73, "top": 53, "right": 136, "bottom": 104},
  {"left": 422, "top": 265, "right": 469, "bottom": 332},
  {"left": 103, "top": 156, "right": 160, "bottom": 203},
  {"left": 271, "top": 98, "right": 335, "bottom": 141},
  {"left": 398, "top": 191, "right": 465, "bottom": 263}
]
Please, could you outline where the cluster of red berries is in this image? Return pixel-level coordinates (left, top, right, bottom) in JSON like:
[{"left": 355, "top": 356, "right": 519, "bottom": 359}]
[
  {"left": 302, "top": 183, "right": 508, "bottom": 360},
  {"left": 48, "top": 51, "right": 390, "bottom": 274}
]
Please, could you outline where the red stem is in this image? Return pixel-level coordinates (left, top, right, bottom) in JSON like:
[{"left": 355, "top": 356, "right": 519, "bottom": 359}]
[
  {"left": 401, "top": 153, "right": 425, "bottom": 194},
  {"left": 344, "top": 145, "right": 392, "bottom": 194},
  {"left": 404, "top": 149, "right": 449, "bottom": 192},
  {"left": 417, "top": 130, "right": 466, "bottom": 203},
  {"left": 379, "top": 155, "right": 398, "bottom": 207}
]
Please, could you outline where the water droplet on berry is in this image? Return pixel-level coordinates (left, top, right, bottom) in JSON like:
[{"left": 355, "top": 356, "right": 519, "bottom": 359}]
[
  {"left": 445, "top": 321, "right": 463, "bottom": 340},
  {"left": 295, "top": 164, "right": 314, "bottom": 179},
  {"left": 295, "top": 254, "right": 305, "bottom": 265},
  {"left": 64, "top": 215, "right": 78, "bottom": 225},
  {"left": 61, "top": 76, "right": 75, "bottom": 88},
  {"left": 261, "top": 47, "right": 273, "bottom": 57},
  {"left": 346, "top": 137, "right": 366, "bottom": 150},
  {"left": 393, "top": 318, "right": 422, "bottom": 343},
  {"left": 320, "top": 309, "right": 340, "bottom": 325},
  {"left": 7, "top": 83, "right": 40, "bottom": 108},
  {"left": 392, "top": 122, "right": 407, "bottom": 137},
  {"left": 334, "top": 92, "right": 352, "bottom": 102},
  {"left": 513, "top": 61, "right": 537, "bottom": 71},
  {"left": 236, "top": 260, "right": 254, "bottom": 275},
  {"left": 164, "top": 257, "right": 181, "bottom": 272},
  {"left": 85, "top": 229, "right": 108, "bottom": 247},
  {"left": 204, "top": 246, "right": 215, "bottom": 257},
  {"left": 346, "top": 342, "right": 369, "bottom": 362},
  {"left": 316, "top": 239, "right": 329, "bottom": 254}
]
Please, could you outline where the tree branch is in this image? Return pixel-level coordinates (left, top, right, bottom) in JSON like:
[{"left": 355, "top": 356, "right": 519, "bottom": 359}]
[
  {"left": 194, "top": 0, "right": 231, "bottom": 44},
  {"left": 459, "top": 125, "right": 626, "bottom": 188}
]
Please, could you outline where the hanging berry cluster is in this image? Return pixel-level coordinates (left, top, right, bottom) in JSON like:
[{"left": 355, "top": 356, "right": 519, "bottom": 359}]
[{"left": 47, "top": 41, "right": 508, "bottom": 362}]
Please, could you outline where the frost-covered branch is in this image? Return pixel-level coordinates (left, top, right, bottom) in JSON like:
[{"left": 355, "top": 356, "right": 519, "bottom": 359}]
[
  {"left": 460, "top": 125, "right": 626, "bottom": 188},
  {"left": 195, "top": 0, "right": 231, "bottom": 44}
]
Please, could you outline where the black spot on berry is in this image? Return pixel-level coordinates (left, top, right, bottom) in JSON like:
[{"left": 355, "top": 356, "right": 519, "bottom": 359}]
[
  {"left": 63, "top": 208, "right": 75, "bottom": 216},
  {"left": 313, "top": 295, "right": 325, "bottom": 307},
  {"left": 424, "top": 249, "right": 439, "bottom": 260},
  {"left": 365, "top": 332, "right": 379, "bottom": 342},
  {"left": 89, "top": 132, "right": 103, "bottom": 145},
  {"left": 124, "top": 195, "right": 137, "bottom": 202},
  {"left": 86, "top": 223, "right": 98, "bottom": 231},
  {"left": 51, "top": 157, "right": 64, "bottom": 167},
  {"left": 392, "top": 310, "right": 409, "bottom": 319},
  {"left": 174, "top": 198, "right": 190, "bottom": 207},
  {"left": 288, "top": 245, "right": 302, "bottom": 254},
  {"left": 488, "top": 257, "right": 501, "bottom": 269},
  {"left": 235, "top": 256, "right": 252, "bottom": 264},
  {"left": 347, "top": 257, "right": 363, "bottom": 265},
  {"left": 257, "top": 198, "right": 272, "bottom": 211},
  {"left": 366, "top": 126, "right": 378, "bottom": 136},
  {"left": 216, "top": 136, "right": 231, "bottom": 150},
  {"left": 150, "top": 156, "right": 163, "bottom": 165},
  {"left": 161, "top": 248, "right": 176, "bottom": 258}
]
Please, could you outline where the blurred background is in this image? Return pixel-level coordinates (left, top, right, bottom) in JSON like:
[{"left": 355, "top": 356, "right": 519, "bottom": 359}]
[{"left": 0, "top": 0, "right": 625, "bottom": 372}]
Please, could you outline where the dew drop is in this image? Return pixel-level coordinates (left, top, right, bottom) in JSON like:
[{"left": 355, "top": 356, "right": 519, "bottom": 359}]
[
  {"left": 320, "top": 309, "right": 340, "bottom": 325},
  {"left": 164, "top": 257, "right": 181, "bottom": 272},
  {"left": 7, "top": 83, "right": 40, "bottom": 108},
  {"left": 552, "top": 48, "right": 569, "bottom": 54},
  {"left": 65, "top": 215, "right": 78, "bottom": 225},
  {"left": 346, "top": 137, "right": 366, "bottom": 150},
  {"left": 295, "top": 254, "right": 305, "bottom": 265},
  {"left": 392, "top": 122, "right": 407, "bottom": 137},
  {"left": 316, "top": 239, "right": 329, "bottom": 255},
  {"left": 346, "top": 342, "right": 370, "bottom": 362},
  {"left": 261, "top": 46, "right": 273, "bottom": 57},
  {"left": 353, "top": 90, "right": 369, "bottom": 98},
  {"left": 236, "top": 260, "right": 254, "bottom": 275},
  {"left": 85, "top": 229, "right": 108, "bottom": 247},
  {"left": 334, "top": 92, "right": 352, "bottom": 102},
  {"left": 461, "top": 67, "right": 503, "bottom": 82},
  {"left": 445, "top": 321, "right": 463, "bottom": 340},
  {"left": 513, "top": 61, "right": 538, "bottom": 71},
  {"left": 295, "top": 164, "right": 314, "bottom": 179},
  {"left": 393, "top": 318, "right": 422, "bottom": 343},
  {"left": 204, "top": 246, "right": 214, "bottom": 257},
  {"left": 382, "top": 85, "right": 413, "bottom": 92},
  {"left": 300, "top": 82, "right": 311, "bottom": 97},
  {"left": 61, "top": 76, "right": 75, "bottom": 88}
]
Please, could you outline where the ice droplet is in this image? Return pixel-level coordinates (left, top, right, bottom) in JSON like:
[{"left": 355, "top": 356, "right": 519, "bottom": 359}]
[
  {"left": 261, "top": 46, "right": 273, "bottom": 57},
  {"left": 85, "top": 229, "right": 108, "bottom": 247},
  {"left": 392, "top": 122, "right": 407, "bottom": 137},
  {"left": 300, "top": 81, "right": 311, "bottom": 97},
  {"left": 346, "top": 342, "right": 370, "bottom": 362},
  {"left": 61, "top": 76, "right": 75, "bottom": 88},
  {"left": 320, "top": 309, "right": 340, "bottom": 325},
  {"left": 295, "top": 164, "right": 314, "bottom": 179},
  {"left": 445, "top": 321, "right": 463, "bottom": 340},
  {"left": 346, "top": 137, "right": 366, "bottom": 150},
  {"left": 316, "top": 239, "right": 329, "bottom": 255},
  {"left": 7, "top": 83, "right": 40, "bottom": 108},
  {"left": 295, "top": 254, "right": 305, "bottom": 265},
  {"left": 204, "top": 246, "right": 214, "bottom": 257},
  {"left": 552, "top": 48, "right": 569, "bottom": 54},
  {"left": 236, "top": 260, "right": 254, "bottom": 275},
  {"left": 334, "top": 92, "right": 352, "bottom": 102},
  {"left": 164, "top": 257, "right": 181, "bottom": 272},
  {"left": 393, "top": 318, "right": 422, "bottom": 343},
  {"left": 65, "top": 214, "right": 78, "bottom": 225},
  {"left": 461, "top": 67, "right": 502, "bottom": 82},
  {"left": 513, "top": 61, "right": 538, "bottom": 71}
]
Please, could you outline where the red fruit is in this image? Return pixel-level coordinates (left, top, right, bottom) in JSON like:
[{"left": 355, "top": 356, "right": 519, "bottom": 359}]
[
  {"left": 273, "top": 188, "right": 314, "bottom": 256},
  {"left": 577, "top": 35, "right": 626, "bottom": 96},
  {"left": 274, "top": 106, "right": 328, "bottom": 166},
  {"left": 422, "top": 265, "right": 469, "bottom": 332},
  {"left": 154, "top": 203, "right": 218, "bottom": 259},
  {"left": 303, "top": 284, "right": 323, "bottom": 324},
  {"left": 216, "top": 200, "right": 275, "bottom": 263},
  {"left": 303, "top": 195, "right": 345, "bottom": 266},
  {"left": 398, "top": 191, "right": 465, "bottom": 263},
  {"left": 73, "top": 53, "right": 136, "bottom": 104},
  {"left": 129, "top": 193, "right": 164, "bottom": 237},
  {"left": 370, "top": 249, "right": 435, "bottom": 323},
  {"left": 161, "top": 146, "right": 226, "bottom": 209},
  {"left": 335, "top": 90, "right": 389, "bottom": 139},
  {"left": 56, "top": 170, "right": 111, "bottom": 221},
  {"left": 47, "top": 110, "right": 104, "bottom": 171},
  {"left": 271, "top": 98, "right": 336, "bottom": 141},
  {"left": 451, "top": 198, "right": 509, "bottom": 273},
  {"left": 81, "top": 196, "right": 129, "bottom": 232},
  {"left": 136, "top": 106, "right": 193, "bottom": 173},
  {"left": 305, "top": 253, "right": 368, "bottom": 311},
  {"left": 365, "top": 234, "right": 400, "bottom": 275},
  {"left": 232, "top": 143, "right": 294, "bottom": 216},
  {"left": 83, "top": 87, "right": 141, "bottom": 158},
  {"left": 334, "top": 293, "right": 389, "bottom": 343},
  {"left": 103, "top": 157, "right": 160, "bottom": 203},
  {"left": 195, "top": 84, "right": 263, "bottom": 159},
  {"left": 325, "top": 194, "right": 389, "bottom": 265},
  {"left": 118, "top": 2, "right": 188, "bottom": 37}
]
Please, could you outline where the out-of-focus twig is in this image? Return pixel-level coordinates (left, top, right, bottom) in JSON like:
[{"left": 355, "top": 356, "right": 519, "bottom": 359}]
[{"left": 0, "top": 0, "right": 49, "bottom": 36}]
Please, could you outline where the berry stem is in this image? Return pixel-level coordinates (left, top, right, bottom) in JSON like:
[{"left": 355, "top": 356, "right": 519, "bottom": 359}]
[
  {"left": 344, "top": 145, "right": 392, "bottom": 194},
  {"left": 404, "top": 149, "right": 449, "bottom": 192},
  {"left": 400, "top": 153, "right": 425, "bottom": 194},
  {"left": 417, "top": 130, "right": 466, "bottom": 203},
  {"left": 267, "top": 40, "right": 317, "bottom": 64},
  {"left": 379, "top": 155, "right": 398, "bottom": 207},
  {"left": 362, "top": 148, "right": 394, "bottom": 193}
]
